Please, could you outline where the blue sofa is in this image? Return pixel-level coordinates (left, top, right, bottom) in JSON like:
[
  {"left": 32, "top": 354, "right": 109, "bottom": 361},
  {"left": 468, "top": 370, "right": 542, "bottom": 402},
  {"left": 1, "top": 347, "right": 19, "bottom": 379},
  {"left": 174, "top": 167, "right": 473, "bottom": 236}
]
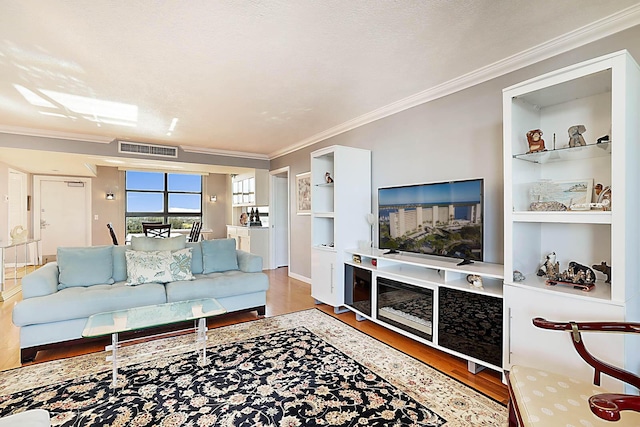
[{"left": 12, "top": 237, "right": 269, "bottom": 362}]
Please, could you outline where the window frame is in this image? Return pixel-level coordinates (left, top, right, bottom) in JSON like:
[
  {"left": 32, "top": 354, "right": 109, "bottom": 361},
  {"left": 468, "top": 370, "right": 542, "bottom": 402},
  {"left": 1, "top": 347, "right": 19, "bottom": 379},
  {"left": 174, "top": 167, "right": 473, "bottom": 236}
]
[{"left": 125, "top": 171, "right": 202, "bottom": 233}]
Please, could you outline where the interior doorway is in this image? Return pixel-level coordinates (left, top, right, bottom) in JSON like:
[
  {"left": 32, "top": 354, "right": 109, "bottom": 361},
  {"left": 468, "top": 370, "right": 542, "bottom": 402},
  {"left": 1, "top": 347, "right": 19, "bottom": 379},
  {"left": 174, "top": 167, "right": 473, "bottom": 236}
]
[
  {"left": 270, "top": 167, "right": 289, "bottom": 270},
  {"left": 33, "top": 176, "right": 92, "bottom": 261}
]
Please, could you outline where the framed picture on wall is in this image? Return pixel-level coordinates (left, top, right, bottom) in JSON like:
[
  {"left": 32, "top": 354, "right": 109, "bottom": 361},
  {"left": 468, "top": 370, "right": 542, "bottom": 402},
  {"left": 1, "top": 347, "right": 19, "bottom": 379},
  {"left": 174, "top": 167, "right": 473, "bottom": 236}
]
[{"left": 296, "top": 172, "right": 311, "bottom": 215}]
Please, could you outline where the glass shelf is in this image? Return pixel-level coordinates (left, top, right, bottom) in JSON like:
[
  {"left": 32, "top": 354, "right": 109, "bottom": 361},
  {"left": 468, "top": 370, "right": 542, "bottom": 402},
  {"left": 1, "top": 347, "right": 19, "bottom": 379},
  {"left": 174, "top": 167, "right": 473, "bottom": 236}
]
[{"left": 513, "top": 142, "right": 610, "bottom": 164}]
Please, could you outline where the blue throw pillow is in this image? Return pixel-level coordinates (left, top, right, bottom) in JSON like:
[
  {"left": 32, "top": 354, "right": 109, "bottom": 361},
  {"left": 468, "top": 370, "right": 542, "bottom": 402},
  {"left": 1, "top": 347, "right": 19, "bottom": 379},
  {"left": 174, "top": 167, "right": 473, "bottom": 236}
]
[
  {"left": 202, "top": 239, "right": 238, "bottom": 274},
  {"left": 58, "top": 246, "right": 115, "bottom": 289},
  {"left": 187, "top": 242, "right": 203, "bottom": 274}
]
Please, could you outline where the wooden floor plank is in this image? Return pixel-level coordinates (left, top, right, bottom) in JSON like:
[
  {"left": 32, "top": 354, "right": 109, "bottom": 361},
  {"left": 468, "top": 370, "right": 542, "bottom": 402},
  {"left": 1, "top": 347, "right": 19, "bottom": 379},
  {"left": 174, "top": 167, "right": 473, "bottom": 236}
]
[{"left": 0, "top": 266, "right": 508, "bottom": 404}]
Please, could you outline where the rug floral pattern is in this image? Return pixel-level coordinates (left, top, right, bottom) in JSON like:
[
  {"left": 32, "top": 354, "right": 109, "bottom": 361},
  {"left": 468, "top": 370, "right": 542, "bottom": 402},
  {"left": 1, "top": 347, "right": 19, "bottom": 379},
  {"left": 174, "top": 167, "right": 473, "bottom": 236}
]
[{"left": 0, "top": 309, "right": 506, "bottom": 426}]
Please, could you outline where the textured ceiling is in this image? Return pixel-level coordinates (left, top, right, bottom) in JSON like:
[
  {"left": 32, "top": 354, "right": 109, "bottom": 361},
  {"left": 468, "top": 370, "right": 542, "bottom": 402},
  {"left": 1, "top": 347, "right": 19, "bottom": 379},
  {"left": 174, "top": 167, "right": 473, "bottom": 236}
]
[{"left": 1, "top": 0, "right": 639, "bottom": 161}]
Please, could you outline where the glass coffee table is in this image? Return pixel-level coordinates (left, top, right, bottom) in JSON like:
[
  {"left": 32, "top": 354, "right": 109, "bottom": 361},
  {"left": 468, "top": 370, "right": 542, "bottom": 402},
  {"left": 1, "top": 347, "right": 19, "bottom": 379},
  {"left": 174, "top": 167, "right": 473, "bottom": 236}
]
[{"left": 83, "top": 298, "right": 226, "bottom": 388}]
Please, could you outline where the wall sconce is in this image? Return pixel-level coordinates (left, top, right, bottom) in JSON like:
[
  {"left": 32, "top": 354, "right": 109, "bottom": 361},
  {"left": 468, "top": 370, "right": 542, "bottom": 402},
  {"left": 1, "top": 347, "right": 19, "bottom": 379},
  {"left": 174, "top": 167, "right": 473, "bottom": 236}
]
[
  {"left": 106, "top": 192, "right": 115, "bottom": 200},
  {"left": 209, "top": 195, "right": 217, "bottom": 202}
]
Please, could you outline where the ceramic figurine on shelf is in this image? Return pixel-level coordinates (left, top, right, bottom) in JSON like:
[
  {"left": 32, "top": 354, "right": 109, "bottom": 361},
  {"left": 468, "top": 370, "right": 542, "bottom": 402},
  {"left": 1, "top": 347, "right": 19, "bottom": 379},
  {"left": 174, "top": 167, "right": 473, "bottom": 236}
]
[
  {"left": 466, "top": 274, "right": 483, "bottom": 289},
  {"left": 594, "top": 183, "right": 611, "bottom": 210},
  {"left": 325, "top": 172, "right": 334, "bottom": 183},
  {"left": 592, "top": 261, "right": 612, "bottom": 284},
  {"left": 536, "top": 251, "right": 560, "bottom": 279},
  {"left": 546, "top": 261, "right": 596, "bottom": 291},
  {"left": 567, "top": 125, "right": 587, "bottom": 147},
  {"left": 526, "top": 129, "right": 546, "bottom": 153},
  {"left": 513, "top": 270, "right": 525, "bottom": 282},
  {"left": 239, "top": 212, "right": 248, "bottom": 226}
]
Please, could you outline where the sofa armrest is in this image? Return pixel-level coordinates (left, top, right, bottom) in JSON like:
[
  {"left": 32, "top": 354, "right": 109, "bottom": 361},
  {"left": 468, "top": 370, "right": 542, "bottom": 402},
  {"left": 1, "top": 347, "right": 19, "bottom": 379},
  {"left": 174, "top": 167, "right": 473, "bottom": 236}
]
[
  {"left": 21, "top": 262, "right": 59, "bottom": 299},
  {"left": 236, "top": 250, "right": 263, "bottom": 273}
]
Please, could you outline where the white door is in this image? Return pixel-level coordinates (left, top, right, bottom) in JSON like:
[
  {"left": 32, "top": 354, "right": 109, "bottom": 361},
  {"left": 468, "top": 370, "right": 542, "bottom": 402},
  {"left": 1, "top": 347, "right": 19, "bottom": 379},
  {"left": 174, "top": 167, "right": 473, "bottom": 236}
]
[
  {"left": 272, "top": 173, "right": 289, "bottom": 268},
  {"left": 34, "top": 176, "right": 92, "bottom": 259},
  {"left": 7, "top": 169, "right": 27, "bottom": 242}
]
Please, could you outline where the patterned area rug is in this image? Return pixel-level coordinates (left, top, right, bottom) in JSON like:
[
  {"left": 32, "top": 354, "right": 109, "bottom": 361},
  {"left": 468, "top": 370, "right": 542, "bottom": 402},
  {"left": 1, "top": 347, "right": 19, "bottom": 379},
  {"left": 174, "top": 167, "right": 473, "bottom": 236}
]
[{"left": 0, "top": 309, "right": 506, "bottom": 426}]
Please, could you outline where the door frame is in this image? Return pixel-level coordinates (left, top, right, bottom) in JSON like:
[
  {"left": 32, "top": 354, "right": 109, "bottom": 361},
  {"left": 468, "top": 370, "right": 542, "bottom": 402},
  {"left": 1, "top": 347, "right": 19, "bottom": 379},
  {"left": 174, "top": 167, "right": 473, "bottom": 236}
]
[
  {"left": 269, "top": 166, "right": 290, "bottom": 271},
  {"left": 33, "top": 175, "right": 92, "bottom": 247}
]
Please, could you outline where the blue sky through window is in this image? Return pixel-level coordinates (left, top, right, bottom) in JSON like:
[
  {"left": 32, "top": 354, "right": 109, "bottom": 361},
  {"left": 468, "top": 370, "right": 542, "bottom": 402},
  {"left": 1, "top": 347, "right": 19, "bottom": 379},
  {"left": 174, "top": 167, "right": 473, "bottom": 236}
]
[{"left": 126, "top": 171, "right": 202, "bottom": 212}]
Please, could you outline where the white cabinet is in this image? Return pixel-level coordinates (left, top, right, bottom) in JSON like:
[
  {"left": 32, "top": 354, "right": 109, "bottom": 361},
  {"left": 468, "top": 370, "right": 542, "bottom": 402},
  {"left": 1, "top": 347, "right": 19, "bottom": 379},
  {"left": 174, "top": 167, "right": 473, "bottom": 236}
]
[
  {"left": 226, "top": 226, "right": 270, "bottom": 268},
  {"left": 345, "top": 248, "right": 505, "bottom": 373},
  {"left": 310, "top": 145, "right": 371, "bottom": 309},
  {"left": 502, "top": 50, "right": 640, "bottom": 391}
]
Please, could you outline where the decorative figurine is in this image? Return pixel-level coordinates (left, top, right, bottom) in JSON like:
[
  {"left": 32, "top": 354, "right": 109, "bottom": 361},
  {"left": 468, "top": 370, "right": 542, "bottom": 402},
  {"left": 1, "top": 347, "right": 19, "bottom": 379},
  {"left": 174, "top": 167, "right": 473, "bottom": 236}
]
[
  {"left": 251, "top": 208, "right": 262, "bottom": 226},
  {"left": 594, "top": 183, "right": 611, "bottom": 210},
  {"left": 239, "top": 212, "right": 248, "bottom": 226},
  {"left": 592, "top": 261, "right": 612, "bottom": 284},
  {"left": 513, "top": 270, "right": 525, "bottom": 282},
  {"left": 325, "top": 172, "right": 334, "bottom": 183},
  {"left": 546, "top": 261, "right": 596, "bottom": 291},
  {"left": 567, "top": 125, "right": 587, "bottom": 147},
  {"left": 466, "top": 274, "right": 483, "bottom": 289},
  {"left": 526, "top": 129, "right": 546, "bottom": 153},
  {"left": 10, "top": 225, "right": 28, "bottom": 244},
  {"left": 536, "top": 252, "right": 560, "bottom": 278}
]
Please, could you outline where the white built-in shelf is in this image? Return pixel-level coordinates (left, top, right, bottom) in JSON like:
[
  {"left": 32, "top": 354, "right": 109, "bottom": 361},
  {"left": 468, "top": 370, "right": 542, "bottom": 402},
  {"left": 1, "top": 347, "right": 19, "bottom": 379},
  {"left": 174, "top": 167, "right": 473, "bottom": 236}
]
[
  {"left": 511, "top": 211, "right": 611, "bottom": 224},
  {"left": 513, "top": 142, "right": 611, "bottom": 164},
  {"left": 349, "top": 248, "right": 504, "bottom": 280},
  {"left": 346, "top": 248, "right": 504, "bottom": 300},
  {"left": 315, "top": 183, "right": 334, "bottom": 187},
  {"left": 508, "top": 273, "right": 618, "bottom": 305}
]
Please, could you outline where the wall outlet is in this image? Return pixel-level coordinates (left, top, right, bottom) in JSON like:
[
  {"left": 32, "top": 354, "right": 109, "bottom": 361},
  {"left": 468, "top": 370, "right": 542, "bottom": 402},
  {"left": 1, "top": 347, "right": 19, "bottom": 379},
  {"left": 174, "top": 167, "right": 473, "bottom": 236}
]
[{"left": 94, "top": 215, "right": 99, "bottom": 220}]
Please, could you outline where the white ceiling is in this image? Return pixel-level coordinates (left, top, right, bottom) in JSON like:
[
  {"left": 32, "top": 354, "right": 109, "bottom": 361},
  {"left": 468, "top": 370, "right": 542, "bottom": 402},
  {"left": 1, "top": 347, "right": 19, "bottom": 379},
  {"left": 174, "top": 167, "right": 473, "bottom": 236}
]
[{"left": 1, "top": 1, "right": 639, "bottom": 175}]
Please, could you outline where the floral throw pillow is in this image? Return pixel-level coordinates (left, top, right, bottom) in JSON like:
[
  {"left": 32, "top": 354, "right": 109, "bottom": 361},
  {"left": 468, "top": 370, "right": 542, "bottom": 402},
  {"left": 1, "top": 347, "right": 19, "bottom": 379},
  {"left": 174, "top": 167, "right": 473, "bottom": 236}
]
[
  {"left": 169, "top": 248, "right": 194, "bottom": 281},
  {"left": 125, "top": 248, "right": 193, "bottom": 286},
  {"left": 125, "top": 250, "right": 173, "bottom": 286}
]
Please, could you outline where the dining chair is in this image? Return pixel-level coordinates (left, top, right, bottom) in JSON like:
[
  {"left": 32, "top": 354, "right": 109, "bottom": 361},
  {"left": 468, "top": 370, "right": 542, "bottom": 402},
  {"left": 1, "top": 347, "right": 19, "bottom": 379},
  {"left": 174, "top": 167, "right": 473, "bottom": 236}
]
[
  {"left": 188, "top": 221, "right": 202, "bottom": 242},
  {"left": 143, "top": 223, "right": 171, "bottom": 238},
  {"left": 106, "top": 223, "right": 118, "bottom": 245}
]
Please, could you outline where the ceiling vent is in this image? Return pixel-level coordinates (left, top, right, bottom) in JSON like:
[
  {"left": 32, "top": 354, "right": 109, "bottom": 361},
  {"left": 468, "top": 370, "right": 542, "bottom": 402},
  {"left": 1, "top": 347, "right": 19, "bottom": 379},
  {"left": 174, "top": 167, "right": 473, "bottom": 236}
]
[{"left": 118, "top": 140, "right": 178, "bottom": 158}]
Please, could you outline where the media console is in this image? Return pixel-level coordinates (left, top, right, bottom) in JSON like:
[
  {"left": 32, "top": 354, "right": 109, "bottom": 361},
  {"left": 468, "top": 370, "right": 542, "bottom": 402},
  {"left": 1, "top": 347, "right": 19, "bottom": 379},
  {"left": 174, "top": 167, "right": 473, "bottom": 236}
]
[{"left": 344, "top": 248, "right": 504, "bottom": 374}]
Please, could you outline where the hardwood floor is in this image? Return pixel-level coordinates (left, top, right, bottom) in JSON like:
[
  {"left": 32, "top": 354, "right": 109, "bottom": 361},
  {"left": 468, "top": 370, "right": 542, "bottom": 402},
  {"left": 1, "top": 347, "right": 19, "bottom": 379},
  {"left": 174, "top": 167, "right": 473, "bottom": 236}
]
[{"left": 0, "top": 267, "right": 508, "bottom": 404}]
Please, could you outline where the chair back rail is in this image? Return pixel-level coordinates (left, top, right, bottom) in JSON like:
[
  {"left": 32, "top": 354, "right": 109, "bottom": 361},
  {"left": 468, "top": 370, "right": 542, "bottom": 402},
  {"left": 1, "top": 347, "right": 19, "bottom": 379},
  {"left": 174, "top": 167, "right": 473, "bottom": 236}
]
[{"left": 143, "top": 223, "right": 171, "bottom": 238}]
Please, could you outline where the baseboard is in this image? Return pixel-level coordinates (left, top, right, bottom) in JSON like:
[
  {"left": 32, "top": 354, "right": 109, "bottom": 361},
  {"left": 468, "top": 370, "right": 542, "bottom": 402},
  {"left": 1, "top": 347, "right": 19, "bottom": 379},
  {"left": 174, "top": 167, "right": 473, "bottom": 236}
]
[
  {"left": 288, "top": 271, "right": 311, "bottom": 284},
  {"left": 0, "top": 285, "right": 21, "bottom": 302}
]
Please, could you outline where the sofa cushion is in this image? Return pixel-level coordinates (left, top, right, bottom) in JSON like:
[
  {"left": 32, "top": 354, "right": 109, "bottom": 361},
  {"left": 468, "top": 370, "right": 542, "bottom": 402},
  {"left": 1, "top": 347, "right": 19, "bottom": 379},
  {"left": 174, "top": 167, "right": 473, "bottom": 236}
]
[
  {"left": 202, "top": 239, "right": 238, "bottom": 273},
  {"left": 57, "top": 246, "right": 115, "bottom": 289},
  {"left": 165, "top": 271, "right": 269, "bottom": 302},
  {"left": 131, "top": 235, "right": 186, "bottom": 251},
  {"left": 12, "top": 281, "right": 167, "bottom": 326}
]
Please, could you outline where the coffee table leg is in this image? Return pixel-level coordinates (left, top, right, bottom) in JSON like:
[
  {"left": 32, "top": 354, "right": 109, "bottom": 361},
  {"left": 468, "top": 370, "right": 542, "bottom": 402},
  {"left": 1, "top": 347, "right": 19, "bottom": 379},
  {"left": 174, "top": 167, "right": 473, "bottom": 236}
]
[
  {"left": 109, "top": 332, "right": 118, "bottom": 388},
  {"left": 196, "top": 318, "right": 208, "bottom": 366}
]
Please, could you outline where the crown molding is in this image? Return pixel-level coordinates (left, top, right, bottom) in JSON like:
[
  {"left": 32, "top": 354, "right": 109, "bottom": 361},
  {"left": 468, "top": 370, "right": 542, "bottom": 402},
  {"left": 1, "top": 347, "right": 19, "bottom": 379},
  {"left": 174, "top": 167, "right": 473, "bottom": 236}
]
[
  {"left": 0, "top": 125, "right": 113, "bottom": 144},
  {"left": 180, "top": 144, "right": 269, "bottom": 160},
  {"left": 269, "top": 4, "right": 640, "bottom": 159}
]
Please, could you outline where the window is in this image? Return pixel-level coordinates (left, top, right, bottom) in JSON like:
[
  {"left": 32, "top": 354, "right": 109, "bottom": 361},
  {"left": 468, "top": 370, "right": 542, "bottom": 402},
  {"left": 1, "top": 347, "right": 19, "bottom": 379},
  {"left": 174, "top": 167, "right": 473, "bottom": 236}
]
[{"left": 125, "top": 171, "right": 202, "bottom": 234}]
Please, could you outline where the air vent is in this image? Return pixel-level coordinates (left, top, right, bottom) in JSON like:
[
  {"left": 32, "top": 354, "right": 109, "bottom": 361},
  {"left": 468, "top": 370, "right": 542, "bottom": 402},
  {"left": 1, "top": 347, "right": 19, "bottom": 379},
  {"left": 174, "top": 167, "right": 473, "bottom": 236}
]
[{"left": 118, "top": 140, "right": 178, "bottom": 158}]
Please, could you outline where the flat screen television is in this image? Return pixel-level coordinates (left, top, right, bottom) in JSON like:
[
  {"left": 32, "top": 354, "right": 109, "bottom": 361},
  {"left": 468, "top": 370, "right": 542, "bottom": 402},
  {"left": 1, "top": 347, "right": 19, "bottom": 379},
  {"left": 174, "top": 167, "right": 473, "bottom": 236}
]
[{"left": 378, "top": 178, "right": 484, "bottom": 265}]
